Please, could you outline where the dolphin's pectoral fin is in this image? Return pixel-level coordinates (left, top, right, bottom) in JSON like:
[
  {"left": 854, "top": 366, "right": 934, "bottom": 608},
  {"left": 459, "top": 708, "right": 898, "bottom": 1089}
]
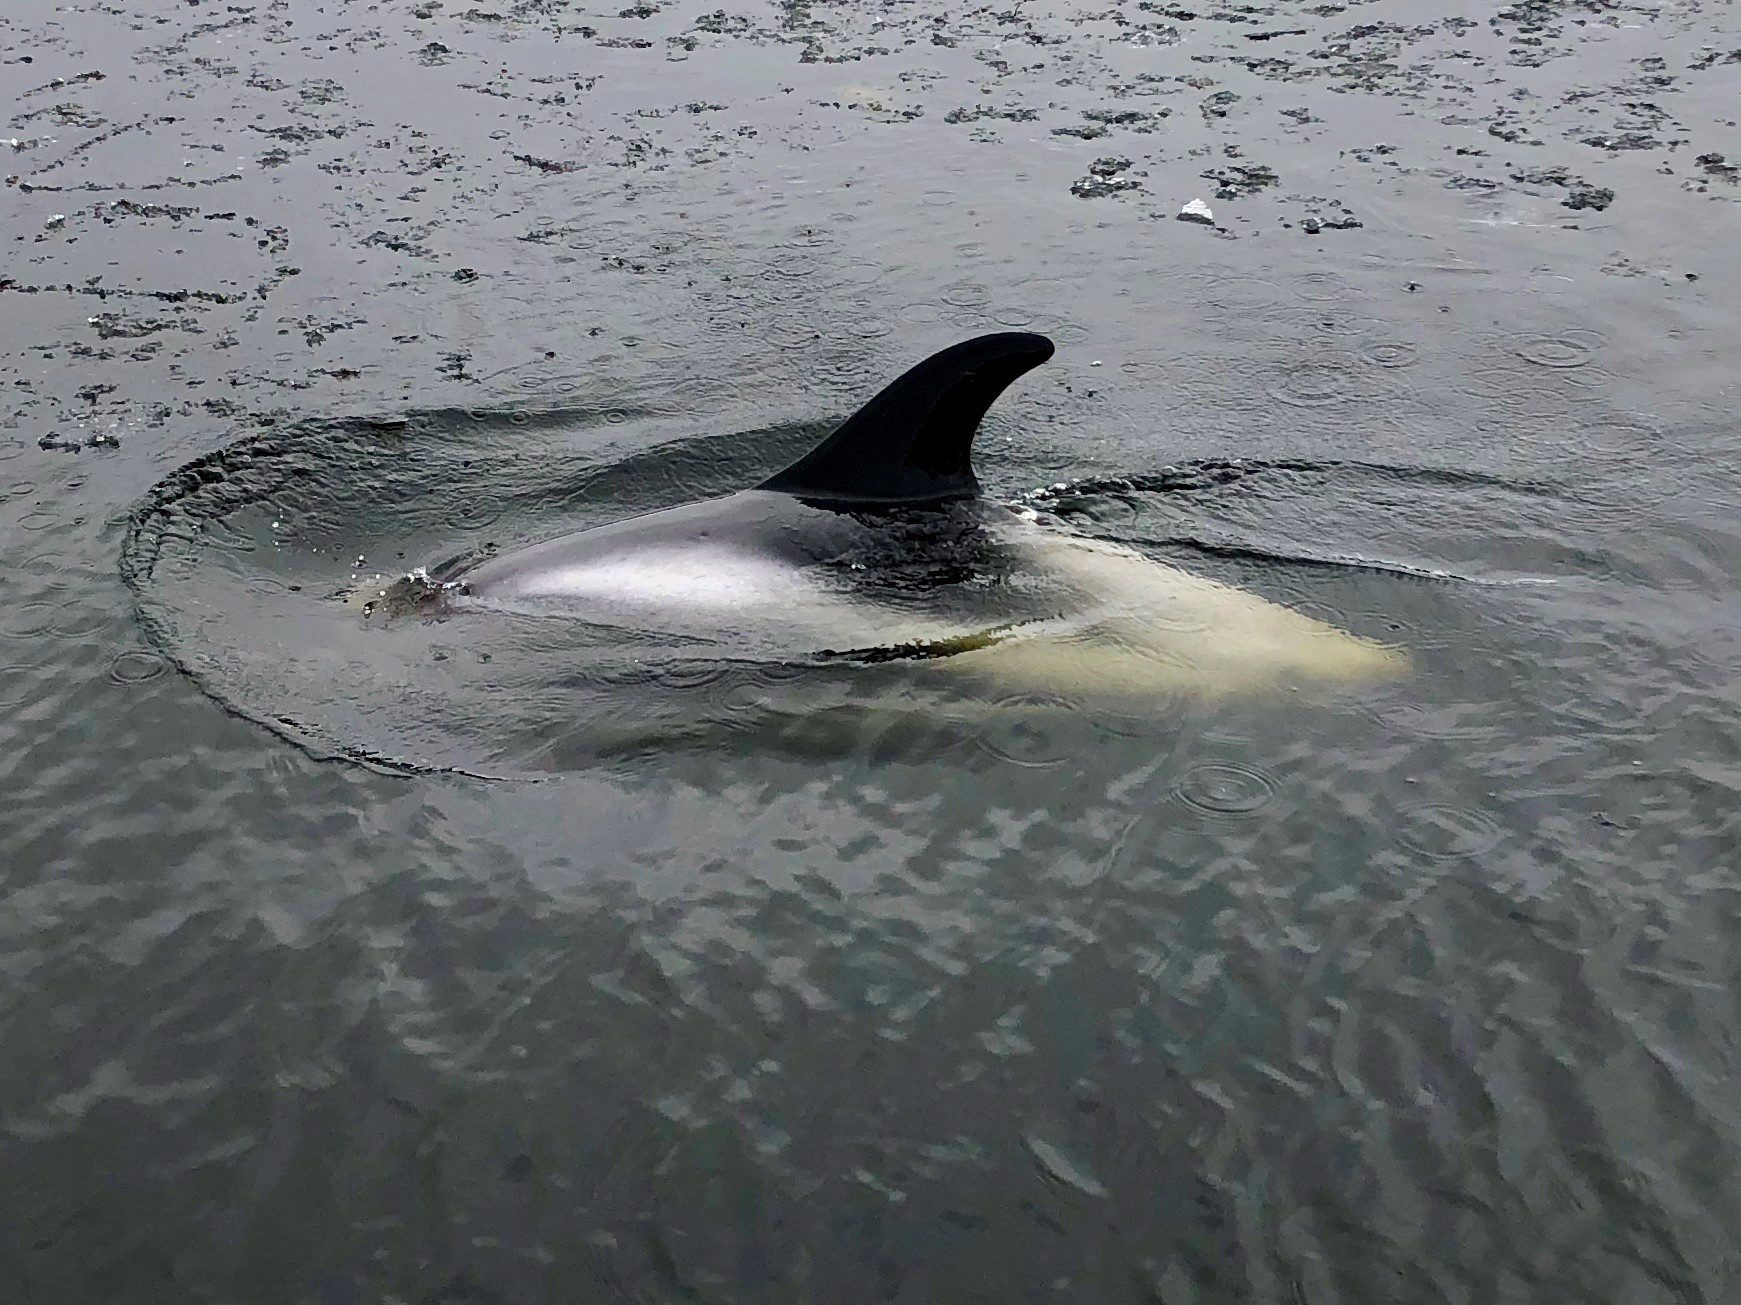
[{"left": 758, "top": 332, "right": 1055, "bottom": 506}]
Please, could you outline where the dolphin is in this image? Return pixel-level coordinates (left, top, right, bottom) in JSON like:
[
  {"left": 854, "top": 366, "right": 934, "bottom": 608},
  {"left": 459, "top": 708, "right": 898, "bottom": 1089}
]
[{"left": 353, "top": 332, "right": 1406, "bottom": 702}]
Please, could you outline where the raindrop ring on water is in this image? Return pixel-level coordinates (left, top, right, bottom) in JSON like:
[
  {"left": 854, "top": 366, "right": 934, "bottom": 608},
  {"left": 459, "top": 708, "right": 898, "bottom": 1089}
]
[
  {"left": 1360, "top": 341, "right": 1419, "bottom": 369},
  {"left": 1508, "top": 332, "right": 1599, "bottom": 369},
  {"left": 1172, "top": 762, "right": 1277, "bottom": 816},
  {"left": 1294, "top": 271, "right": 1350, "bottom": 302},
  {"left": 1263, "top": 355, "right": 1376, "bottom": 408},
  {"left": 973, "top": 693, "right": 1081, "bottom": 766},
  {"left": 1395, "top": 803, "right": 1501, "bottom": 859},
  {"left": 767, "top": 252, "right": 824, "bottom": 280},
  {"left": 110, "top": 650, "right": 169, "bottom": 684},
  {"left": 941, "top": 281, "right": 992, "bottom": 309}
]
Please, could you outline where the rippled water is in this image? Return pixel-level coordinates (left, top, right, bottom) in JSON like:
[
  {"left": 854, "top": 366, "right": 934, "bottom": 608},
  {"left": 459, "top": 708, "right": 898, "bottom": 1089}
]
[{"left": 4, "top": 0, "right": 1741, "bottom": 1300}]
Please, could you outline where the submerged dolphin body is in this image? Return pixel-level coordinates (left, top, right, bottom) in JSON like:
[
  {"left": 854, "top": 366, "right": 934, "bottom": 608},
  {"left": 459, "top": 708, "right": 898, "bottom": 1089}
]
[{"left": 360, "top": 333, "right": 1405, "bottom": 700}]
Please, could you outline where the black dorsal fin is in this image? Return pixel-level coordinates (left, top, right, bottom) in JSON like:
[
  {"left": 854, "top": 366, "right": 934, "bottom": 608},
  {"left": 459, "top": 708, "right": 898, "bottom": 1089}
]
[{"left": 757, "top": 331, "right": 1055, "bottom": 505}]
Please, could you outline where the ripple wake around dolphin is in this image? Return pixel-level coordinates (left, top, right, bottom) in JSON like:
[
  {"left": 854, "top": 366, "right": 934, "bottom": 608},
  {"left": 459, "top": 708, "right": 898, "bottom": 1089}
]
[{"left": 126, "top": 333, "right": 1436, "bottom": 775}]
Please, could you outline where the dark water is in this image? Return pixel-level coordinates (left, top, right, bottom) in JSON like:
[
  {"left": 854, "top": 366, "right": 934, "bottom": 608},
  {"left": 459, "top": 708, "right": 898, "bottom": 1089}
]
[{"left": 4, "top": 0, "right": 1740, "bottom": 1301}]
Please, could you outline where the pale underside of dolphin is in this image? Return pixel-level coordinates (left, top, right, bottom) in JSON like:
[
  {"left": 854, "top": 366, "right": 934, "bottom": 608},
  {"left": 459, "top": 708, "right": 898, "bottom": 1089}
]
[{"left": 353, "top": 332, "right": 1406, "bottom": 701}]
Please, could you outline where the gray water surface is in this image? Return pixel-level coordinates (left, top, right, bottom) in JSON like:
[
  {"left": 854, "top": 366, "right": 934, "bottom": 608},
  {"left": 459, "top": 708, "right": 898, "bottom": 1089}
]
[{"left": 3, "top": 0, "right": 1739, "bottom": 1301}]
